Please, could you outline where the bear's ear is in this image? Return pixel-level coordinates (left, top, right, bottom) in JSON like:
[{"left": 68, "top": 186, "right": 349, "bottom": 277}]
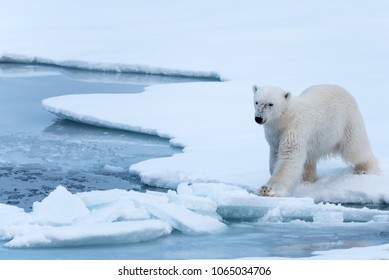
[
  {"left": 252, "top": 85, "right": 259, "bottom": 94},
  {"left": 284, "top": 92, "right": 291, "bottom": 100}
]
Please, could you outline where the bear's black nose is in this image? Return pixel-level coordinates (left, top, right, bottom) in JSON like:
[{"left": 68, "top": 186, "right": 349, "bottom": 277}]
[{"left": 255, "top": 117, "right": 263, "bottom": 124}]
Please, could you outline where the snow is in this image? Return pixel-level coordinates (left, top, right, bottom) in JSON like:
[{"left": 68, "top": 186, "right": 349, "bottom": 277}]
[
  {"left": 1, "top": 0, "right": 389, "bottom": 258},
  {"left": 309, "top": 243, "right": 389, "bottom": 260}
]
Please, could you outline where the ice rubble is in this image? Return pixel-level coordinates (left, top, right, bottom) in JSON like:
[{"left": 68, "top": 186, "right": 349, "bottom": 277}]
[{"left": 1, "top": 184, "right": 388, "bottom": 248}]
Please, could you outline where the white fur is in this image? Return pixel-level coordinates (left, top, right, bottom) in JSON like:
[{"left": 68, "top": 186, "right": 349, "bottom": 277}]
[{"left": 253, "top": 84, "right": 380, "bottom": 197}]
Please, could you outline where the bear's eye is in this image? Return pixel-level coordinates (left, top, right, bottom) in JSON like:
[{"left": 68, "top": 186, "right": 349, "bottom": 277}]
[
  {"left": 268, "top": 103, "right": 273, "bottom": 107},
  {"left": 255, "top": 101, "right": 258, "bottom": 105}
]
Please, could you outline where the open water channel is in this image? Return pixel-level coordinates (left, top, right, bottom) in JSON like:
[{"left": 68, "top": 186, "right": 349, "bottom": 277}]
[{"left": 0, "top": 63, "right": 192, "bottom": 211}]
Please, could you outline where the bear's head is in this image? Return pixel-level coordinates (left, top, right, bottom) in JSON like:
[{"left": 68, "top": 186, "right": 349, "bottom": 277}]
[{"left": 253, "top": 85, "right": 291, "bottom": 125}]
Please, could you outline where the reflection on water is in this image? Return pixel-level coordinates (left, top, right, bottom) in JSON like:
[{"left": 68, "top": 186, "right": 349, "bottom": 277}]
[{"left": 0, "top": 63, "right": 186, "bottom": 210}]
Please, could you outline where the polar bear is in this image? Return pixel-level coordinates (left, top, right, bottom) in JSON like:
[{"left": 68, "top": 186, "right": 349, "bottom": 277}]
[{"left": 253, "top": 84, "right": 380, "bottom": 197}]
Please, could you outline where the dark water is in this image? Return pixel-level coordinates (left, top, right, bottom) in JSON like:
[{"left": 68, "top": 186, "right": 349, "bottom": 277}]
[{"left": 0, "top": 63, "right": 196, "bottom": 210}]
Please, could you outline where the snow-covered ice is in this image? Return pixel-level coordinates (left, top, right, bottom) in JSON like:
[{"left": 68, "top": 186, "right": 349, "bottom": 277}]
[
  {"left": 1, "top": 0, "right": 389, "bottom": 258},
  {"left": 42, "top": 81, "right": 389, "bottom": 205},
  {"left": 0, "top": 53, "right": 220, "bottom": 81}
]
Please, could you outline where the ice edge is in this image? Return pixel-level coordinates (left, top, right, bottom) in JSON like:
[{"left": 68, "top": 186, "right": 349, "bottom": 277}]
[{"left": 0, "top": 53, "right": 222, "bottom": 81}]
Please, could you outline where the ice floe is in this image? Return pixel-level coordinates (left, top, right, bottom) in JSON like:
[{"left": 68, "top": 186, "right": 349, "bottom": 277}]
[
  {"left": 1, "top": 184, "right": 388, "bottom": 248},
  {"left": 42, "top": 81, "right": 389, "bottom": 206},
  {"left": 0, "top": 53, "right": 220, "bottom": 80}
]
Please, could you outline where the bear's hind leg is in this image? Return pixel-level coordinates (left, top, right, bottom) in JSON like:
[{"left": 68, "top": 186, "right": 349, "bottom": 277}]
[
  {"left": 353, "top": 159, "right": 380, "bottom": 175},
  {"left": 341, "top": 121, "right": 380, "bottom": 175},
  {"left": 303, "top": 161, "right": 317, "bottom": 183}
]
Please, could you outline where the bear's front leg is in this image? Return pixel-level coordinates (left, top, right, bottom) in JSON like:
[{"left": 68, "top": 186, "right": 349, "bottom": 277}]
[
  {"left": 259, "top": 185, "right": 291, "bottom": 197},
  {"left": 259, "top": 134, "right": 306, "bottom": 197},
  {"left": 269, "top": 146, "right": 278, "bottom": 175}
]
